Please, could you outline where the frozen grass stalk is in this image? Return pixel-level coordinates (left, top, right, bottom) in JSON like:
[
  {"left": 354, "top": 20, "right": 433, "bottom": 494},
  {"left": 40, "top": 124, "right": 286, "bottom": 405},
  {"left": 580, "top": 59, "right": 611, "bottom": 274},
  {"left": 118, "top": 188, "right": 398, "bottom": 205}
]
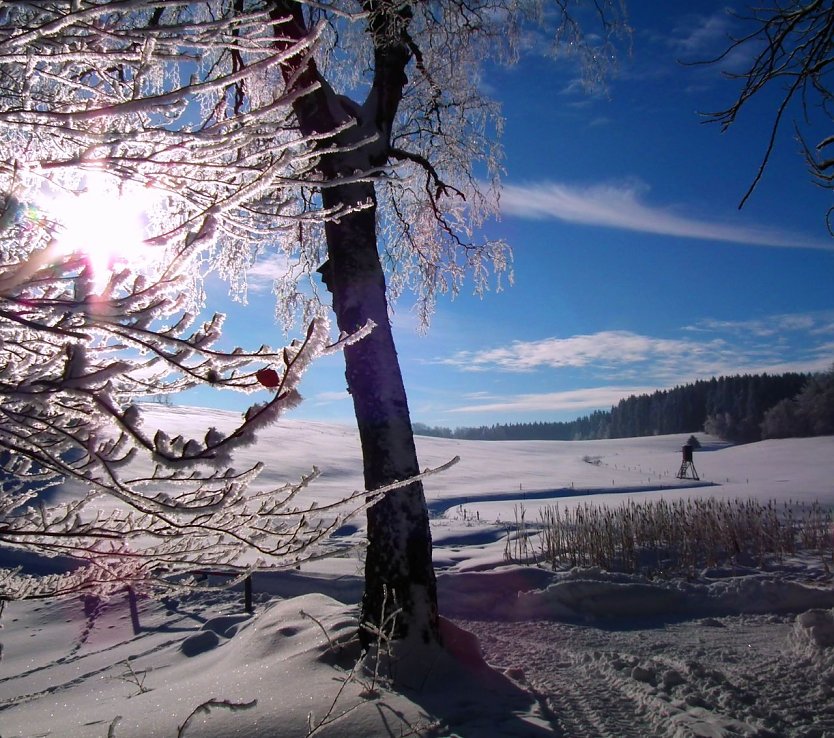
[{"left": 504, "top": 497, "right": 833, "bottom": 576}]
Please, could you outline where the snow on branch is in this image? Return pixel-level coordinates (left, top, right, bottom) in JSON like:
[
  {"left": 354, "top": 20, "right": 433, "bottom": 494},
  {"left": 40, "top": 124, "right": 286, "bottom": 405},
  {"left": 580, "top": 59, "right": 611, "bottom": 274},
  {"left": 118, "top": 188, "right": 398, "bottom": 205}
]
[
  {"left": 0, "top": 3, "right": 352, "bottom": 309},
  {"left": 0, "top": 212, "right": 373, "bottom": 599},
  {"left": 0, "top": 3, "right": 414, "bottom": 601}
]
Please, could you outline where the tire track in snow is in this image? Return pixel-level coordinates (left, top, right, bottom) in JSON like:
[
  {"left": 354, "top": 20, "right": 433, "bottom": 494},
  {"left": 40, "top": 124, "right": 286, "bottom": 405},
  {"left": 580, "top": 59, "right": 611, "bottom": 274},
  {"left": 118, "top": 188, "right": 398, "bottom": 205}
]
[
  {"left": 456, "top": 615, "right": 834, "bottom": 738},
  {"left": 457, "top": 619, "right": 661, "bottom": 737}
]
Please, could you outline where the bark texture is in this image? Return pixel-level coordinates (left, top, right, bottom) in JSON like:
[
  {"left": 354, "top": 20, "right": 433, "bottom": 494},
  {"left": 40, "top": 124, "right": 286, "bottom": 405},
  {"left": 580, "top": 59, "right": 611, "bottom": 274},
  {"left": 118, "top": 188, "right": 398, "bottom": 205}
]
[
  {"left": 322, "top": 182, "right": 438, "bottom": 644},
  {"left": 272, "top": 1, "right": 439, "bottom": 644}
]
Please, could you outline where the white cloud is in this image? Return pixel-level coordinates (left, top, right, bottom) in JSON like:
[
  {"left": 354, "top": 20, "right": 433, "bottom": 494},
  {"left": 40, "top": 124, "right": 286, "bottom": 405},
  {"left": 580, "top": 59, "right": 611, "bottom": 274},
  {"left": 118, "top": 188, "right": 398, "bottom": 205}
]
[
  {"left": 500, "top": 180, "right": 833, "bottom": 250},
  {"left": 246, "top": 253, "right": 293, "bottom": 291},
  {"left": 311, "top": 390, "right": 350, "bottom": 404},
  {"left": 432, "top": 312, "right": 834, "bottom": 420},
  {"left": 669, "top": 10, "right": 757, "bottom": 75},
  {"left": 743, "top": 356, "right": 834, "bottom": 375},
  {"left": 812, "top": 342, "right": 834, "bottom": 359},
  {"left": 439, "top": 317, "right": 834, "bottom": 401},
  {"left": 446, "top": 353, "right": 834, "bottom": 417},
  {"left": 684, "top": 311, "right": 834, "bottom": 338},
  {"left": 442, "top": 330, "right": 722, "bottom": 373},
  {"left": 449, "top": 386, "right": 657, "bottom": 415},
  {"left": 673, "top": 12, "right": 733, "bottom": 56}
]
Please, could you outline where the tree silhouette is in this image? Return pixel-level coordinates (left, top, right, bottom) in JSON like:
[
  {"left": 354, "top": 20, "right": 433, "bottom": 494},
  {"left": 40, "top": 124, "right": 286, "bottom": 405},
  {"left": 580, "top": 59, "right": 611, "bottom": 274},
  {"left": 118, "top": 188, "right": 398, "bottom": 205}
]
[{"left": 707, "top": 1, "right": 834, "bottom": 225}]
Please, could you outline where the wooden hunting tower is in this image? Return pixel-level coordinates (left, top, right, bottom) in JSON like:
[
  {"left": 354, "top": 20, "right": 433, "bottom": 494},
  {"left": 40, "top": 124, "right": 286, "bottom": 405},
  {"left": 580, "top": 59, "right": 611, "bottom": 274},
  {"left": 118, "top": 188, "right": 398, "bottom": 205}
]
[{"left": 676, "top": 444, "right": 699, "bottom": 480}]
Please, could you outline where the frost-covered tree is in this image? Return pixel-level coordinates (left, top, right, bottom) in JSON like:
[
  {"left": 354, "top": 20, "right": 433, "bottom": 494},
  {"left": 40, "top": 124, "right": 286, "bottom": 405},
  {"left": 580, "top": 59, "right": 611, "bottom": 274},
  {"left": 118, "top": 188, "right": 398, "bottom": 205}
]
[
  {"left": 0, "top": 6, "right": 374, "bottom": 601},
  {"left": 262, "top": 0, "right": 627, "bottom": 644},
  {"left": 761, "top": 364, "right": 834, "bottom": 438},
  {"left": 0, "top": 182, "right": 383, "bottom": 600},
  {"left": 0, "top": 2, "right": 626, "bottom": 642}
]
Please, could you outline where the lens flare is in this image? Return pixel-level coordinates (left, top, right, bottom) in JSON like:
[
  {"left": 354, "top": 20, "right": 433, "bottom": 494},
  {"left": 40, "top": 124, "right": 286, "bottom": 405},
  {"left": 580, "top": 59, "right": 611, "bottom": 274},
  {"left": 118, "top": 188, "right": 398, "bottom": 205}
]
[{"left": 45, "top": 173, "right": 163, "bottom": 291}]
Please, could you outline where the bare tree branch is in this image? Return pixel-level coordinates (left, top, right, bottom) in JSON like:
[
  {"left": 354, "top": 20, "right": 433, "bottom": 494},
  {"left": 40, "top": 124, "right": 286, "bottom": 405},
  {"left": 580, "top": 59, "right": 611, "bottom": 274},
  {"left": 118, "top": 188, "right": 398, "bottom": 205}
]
[{"left": 703, "top": 1, "right": 834, "bottom": 213}]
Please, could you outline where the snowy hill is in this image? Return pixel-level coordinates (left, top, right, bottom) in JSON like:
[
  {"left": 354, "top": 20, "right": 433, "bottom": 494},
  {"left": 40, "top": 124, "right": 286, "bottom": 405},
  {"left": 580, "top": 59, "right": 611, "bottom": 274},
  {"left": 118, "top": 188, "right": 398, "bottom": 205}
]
[{"left": 1, "top": 406, "right": 833, "bottom": 737}]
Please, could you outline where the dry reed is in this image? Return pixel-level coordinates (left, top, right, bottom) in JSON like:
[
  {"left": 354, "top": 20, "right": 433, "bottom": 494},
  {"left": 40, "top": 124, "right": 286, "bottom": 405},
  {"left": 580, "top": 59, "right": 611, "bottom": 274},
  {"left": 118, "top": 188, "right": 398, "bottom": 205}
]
[{"left": 509, "top": 498, "right": 833, "bottom": 576}]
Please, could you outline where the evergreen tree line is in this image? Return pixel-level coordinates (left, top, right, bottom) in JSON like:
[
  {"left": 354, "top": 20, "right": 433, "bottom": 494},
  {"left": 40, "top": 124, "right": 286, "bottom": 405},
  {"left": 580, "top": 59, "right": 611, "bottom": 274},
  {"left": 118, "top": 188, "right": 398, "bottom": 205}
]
[{"left": 415, "top": 367, "right": 834, "bottom": 443}]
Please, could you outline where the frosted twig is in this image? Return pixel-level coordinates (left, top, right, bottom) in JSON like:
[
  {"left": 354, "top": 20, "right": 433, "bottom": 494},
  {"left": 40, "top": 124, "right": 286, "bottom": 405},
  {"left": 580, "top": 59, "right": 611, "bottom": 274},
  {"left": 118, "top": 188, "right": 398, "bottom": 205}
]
[{"left": 177, "top": 698, "right": 257, "bottom": 737}]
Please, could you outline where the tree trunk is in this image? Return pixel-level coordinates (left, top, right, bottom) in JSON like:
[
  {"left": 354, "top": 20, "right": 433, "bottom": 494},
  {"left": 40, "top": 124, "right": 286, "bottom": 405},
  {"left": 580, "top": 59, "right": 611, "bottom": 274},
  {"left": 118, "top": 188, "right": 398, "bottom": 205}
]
[
  {"left": 269, "top": 0, "right": 438, "bottom": 646},
  {"left": 320, "top": 181, "right": 438, "bottom": 646}
]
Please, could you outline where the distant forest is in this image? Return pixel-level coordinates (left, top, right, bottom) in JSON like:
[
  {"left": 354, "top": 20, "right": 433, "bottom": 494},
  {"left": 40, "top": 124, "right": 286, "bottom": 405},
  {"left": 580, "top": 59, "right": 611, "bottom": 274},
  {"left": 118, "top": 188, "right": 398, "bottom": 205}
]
[{"left": 414, "top": 367, "right": 834, "bottom": 443}]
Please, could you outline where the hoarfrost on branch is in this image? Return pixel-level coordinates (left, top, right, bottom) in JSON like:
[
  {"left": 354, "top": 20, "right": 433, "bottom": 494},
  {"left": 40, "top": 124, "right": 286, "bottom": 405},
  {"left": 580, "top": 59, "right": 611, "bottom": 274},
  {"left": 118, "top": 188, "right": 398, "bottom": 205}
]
[{"left": 0, "top": 3, "right": 380, "bottom": 601}]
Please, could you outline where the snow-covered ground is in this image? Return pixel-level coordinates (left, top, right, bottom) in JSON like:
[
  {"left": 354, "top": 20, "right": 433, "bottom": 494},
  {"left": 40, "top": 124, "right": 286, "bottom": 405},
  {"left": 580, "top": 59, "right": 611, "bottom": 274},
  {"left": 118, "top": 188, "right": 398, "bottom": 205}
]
[{"left": 2, "top": 405, "right": 833, "bottom": 737}]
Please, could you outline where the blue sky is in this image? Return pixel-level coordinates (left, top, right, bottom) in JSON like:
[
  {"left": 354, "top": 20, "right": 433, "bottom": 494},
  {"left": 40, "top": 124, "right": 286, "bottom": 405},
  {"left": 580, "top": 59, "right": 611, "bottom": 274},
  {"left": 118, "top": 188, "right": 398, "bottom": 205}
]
[{"left": 194, "top": 2, "right": 834, "bottom": 428}]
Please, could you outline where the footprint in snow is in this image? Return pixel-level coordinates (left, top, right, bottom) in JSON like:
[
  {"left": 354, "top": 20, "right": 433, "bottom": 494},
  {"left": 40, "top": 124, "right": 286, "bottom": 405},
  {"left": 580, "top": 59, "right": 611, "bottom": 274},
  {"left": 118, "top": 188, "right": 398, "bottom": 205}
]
[{"left": 179, "top": 613, "right": 252, "bottom": 657}]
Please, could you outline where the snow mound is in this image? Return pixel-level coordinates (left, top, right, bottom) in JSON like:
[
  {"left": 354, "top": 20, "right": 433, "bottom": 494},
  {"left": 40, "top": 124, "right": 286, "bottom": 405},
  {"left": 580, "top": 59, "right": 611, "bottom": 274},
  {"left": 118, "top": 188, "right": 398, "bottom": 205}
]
[
  {"left": 791, "top": 607, "right": 834, "bottom": 667},
  {"left": 515, "top": 568, "right": 834, "bottom": 621},
  {"left": 439, "top": 565, "right": 834, "bottom": 622},
  {"left": 794, "top": 608, "right": 834, "bottom": 648},
  {"left": 0, "top": 592, "right": 554, "bottom": 738}
]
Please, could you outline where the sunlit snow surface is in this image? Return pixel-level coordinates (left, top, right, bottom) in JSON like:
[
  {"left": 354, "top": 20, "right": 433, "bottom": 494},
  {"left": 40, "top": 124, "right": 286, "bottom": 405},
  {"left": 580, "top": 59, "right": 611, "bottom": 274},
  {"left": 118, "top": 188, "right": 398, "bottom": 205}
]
[{"left": 2, "top": 405, "right": 833, "bottom": 737}]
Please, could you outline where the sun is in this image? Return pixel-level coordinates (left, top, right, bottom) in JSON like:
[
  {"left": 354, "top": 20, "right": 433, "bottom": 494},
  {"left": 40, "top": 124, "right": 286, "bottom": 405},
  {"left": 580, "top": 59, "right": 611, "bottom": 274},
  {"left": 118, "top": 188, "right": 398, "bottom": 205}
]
[{"left": 46, "top": 173, "right": 163, "bottom": 291}]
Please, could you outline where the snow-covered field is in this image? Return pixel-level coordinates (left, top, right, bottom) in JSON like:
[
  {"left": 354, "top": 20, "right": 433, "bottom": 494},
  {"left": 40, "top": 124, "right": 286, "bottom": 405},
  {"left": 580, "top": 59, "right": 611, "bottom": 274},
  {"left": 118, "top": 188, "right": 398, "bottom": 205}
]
[{"left": 2, "top": 405, "right": 833, "bottom": 737}]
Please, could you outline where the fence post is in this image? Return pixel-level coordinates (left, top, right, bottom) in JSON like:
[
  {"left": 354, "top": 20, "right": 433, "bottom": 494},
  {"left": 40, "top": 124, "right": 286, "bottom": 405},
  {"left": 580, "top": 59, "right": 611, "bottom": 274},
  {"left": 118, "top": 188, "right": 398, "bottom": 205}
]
[
  {"left": 244, "top": 575, "right": 253, "bottom": 613},
  {"left": 127, "top": 586, "right": 140, "bottom": 634}
]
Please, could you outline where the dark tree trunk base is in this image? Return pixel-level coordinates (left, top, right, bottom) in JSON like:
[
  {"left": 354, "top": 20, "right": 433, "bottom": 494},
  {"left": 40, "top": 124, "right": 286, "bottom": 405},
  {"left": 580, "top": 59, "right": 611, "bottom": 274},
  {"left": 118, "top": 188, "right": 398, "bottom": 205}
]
[{"left": 321, "top": 182, "right": 439, "bottom": 646}]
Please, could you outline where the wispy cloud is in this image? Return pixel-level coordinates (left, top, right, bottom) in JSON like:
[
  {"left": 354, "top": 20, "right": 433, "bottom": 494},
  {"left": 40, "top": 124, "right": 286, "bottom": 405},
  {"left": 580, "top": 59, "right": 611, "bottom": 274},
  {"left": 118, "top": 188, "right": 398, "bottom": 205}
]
[
  {"left": 246, "top": 253, "right": 293, "bottom": 291},
  {"left": 669, "top": 10, "right": 756, "bottom": 74},
  {"left": 433, "top": 311, "right": 834, "bottom": 418},
  {"left": 446, "top": 334, "right": 834, "bottom": 415},
  {"left": 450, "top": 386, "right": 657, "bottom": 415},
  {"left": 672, "top": 12, "right": 733, "bottom": 57},
  {"left": 441, "top": 314, "right": 834, "bottom": 403},
  {"left": 442, "top": 330, "right": 727, "bottom": 375},
  {"left": 311, "top": 390, "right": 350, "bottom": 404},
  {"left": 684, "top": 311, "right": 834, "bottom": 338},
  {"left": 500, "top": 180, "right": 832, "bottom": 250}
]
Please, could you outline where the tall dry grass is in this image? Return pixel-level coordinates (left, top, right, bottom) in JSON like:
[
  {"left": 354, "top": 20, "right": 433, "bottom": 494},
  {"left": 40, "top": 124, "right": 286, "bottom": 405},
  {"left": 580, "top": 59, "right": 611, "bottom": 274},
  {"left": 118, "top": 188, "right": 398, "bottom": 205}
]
[{"left": 507, "top": 498, "right": 833, "bottom": 576}]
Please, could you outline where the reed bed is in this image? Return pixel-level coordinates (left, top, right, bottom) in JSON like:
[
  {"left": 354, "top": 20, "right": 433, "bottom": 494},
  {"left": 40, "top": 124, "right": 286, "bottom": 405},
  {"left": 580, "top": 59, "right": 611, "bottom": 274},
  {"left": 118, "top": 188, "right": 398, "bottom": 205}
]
[{"left": 507, "top": 498, "right": 833, "bottom": 576}]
